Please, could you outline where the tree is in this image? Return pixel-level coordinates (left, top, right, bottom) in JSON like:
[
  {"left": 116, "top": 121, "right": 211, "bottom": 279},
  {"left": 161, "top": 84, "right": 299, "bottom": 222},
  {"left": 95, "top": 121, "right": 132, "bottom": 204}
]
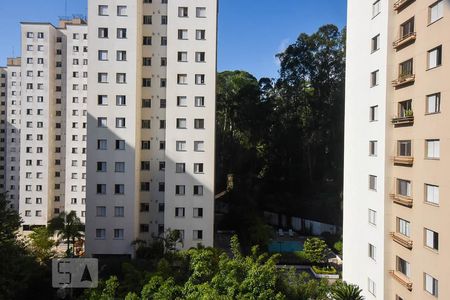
[
  {"left": 303, "top": 237, "right": 329, "bottom": 264},
  {"left": 331, "top": 281, "right": 364, "bottom": 300},
  {"left": 48, "top": 211, "right": 84, "bottom": 257},
  {"left": 29, "top": 226, "right": 55, "bottom": 262}
]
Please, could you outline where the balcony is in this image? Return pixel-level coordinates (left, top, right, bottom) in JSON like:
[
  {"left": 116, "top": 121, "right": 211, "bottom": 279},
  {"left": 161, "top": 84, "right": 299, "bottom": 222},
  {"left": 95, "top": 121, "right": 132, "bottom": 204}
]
[
  {"left": 393, "top": 156, "right": 414, "bottom": 166},
  {"left": 393, "top": 32, "right": 416, "bottom": 50},
  {"left": 392, "top": 74, "right": 415, "bottom": 87},
  {"left": 391, "top": 115, "right": 414, "bottom": 126},
  {"left": 390, "top": 194, "right": 413, "bottom": 208},
  {"left": 390, "top": 232, "right": 413, "bottom": 249},
  {"left": 389, "top": 270, "right": 413, "bottom": 291},
  {"left": 394, "top": 0, "right": 415, "bottom": 11}
]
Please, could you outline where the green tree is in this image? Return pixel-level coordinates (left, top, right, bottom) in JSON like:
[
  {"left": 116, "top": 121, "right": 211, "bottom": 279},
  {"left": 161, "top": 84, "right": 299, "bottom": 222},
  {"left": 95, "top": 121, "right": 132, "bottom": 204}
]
[
  {"left": 303, "top": 237, "right": 329, "bottom": 264},
  {"left": 29, "top": 226, "right": 55, "bottom": 262},
  {"left": 331, "top": 281, "right": 364, "bottom": 300},
  {"left": 48, "top": 211, "right": 84, "bottom": 257}
]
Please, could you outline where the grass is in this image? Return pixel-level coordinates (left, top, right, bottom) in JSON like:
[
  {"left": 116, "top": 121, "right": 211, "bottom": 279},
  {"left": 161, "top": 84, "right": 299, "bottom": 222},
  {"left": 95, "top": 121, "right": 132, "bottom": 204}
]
[{"left": 311, "top": 265, "right": 337, "bottom": 275}]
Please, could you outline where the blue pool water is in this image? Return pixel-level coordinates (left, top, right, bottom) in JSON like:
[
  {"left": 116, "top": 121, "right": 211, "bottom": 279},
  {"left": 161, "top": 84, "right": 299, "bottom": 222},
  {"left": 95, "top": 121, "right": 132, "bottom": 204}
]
[{"left": 268, "top": 241, "right": 304, "bottom": 253}]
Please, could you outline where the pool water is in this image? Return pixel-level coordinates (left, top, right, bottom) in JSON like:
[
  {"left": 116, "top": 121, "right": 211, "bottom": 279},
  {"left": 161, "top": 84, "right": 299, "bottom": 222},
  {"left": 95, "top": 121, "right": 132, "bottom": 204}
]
[{"left": 268, "top": 241, "right": 304, "bottom": 253}]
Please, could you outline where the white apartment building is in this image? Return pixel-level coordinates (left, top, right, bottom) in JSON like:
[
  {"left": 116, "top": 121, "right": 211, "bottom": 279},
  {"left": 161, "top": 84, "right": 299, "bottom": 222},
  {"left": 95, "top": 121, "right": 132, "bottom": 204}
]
[
  {"left": 15, "top": 19, "right": 88, "bottom": 228},
  {"left": 0, "top": 67, "right": 6, "bottom": 195},
  {"left": 345, "top": 1, "right": 450, "bottom": 299},
  {"left": 86, "top": 0, "right": 217, "bottom": 257}
]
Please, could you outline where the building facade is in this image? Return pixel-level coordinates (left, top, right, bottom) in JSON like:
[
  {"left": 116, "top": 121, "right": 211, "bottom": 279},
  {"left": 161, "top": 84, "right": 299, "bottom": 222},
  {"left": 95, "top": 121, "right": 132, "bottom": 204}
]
[
  {"left": 344, "top": 0, "right": 449, "bottom": 299},
  {"left": 86, "top": 0, "right": 217, "bottom": 256}
]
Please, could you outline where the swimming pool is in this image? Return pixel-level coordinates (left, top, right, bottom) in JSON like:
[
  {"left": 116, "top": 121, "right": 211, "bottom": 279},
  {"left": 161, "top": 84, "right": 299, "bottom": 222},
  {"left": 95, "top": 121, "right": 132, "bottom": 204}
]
[{"left": 268, "top": 240, "right": 304, "bottom": 253}]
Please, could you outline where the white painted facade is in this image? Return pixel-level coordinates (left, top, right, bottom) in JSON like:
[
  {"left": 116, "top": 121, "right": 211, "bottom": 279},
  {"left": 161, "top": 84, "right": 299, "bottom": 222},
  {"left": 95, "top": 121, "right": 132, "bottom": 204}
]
[
  {"left": 86, "top": 0, "right": 217, "bottom": 257},
  {"left": 343, "top": 0, "right": 389, "bottom": 298},
  {"left": 0, "top": 67, "right": 6, "bottom": 196}
]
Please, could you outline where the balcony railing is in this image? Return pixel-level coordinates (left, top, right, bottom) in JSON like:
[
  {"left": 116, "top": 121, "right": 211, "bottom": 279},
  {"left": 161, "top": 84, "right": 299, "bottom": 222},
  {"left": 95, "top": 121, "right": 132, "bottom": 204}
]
[
  {"left": 389, "top": 270, "right": 413, "bottom": 291},
  {"left": 393, "top": 156, "right": 414, "bottom": 166},
  {"left": 393, "top": 32, "right": 416, "bottom": 49},
  {"left": 392, "top": 115, "right": 414, "bottom": 126},
  {"left": 390, "top": 194, "right": 413, "bottom": 208},
  {"left": 394, "top": 0, "right": 415, "bottom": 11},
  {"left": 392, "top": 74, "right": 415, "bottom": 87},
  {"left": 390, "top": 232, "right": 413, "bottom": 249}
]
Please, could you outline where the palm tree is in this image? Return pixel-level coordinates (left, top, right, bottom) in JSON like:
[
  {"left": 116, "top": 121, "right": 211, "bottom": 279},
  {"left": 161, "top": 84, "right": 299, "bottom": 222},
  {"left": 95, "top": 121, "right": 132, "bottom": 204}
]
[
  {"left": 332, "top": 281, "right": 364, "bottom": 300},
  {"left": 48, "top": 211, "right": 84, "bottom": 257}
]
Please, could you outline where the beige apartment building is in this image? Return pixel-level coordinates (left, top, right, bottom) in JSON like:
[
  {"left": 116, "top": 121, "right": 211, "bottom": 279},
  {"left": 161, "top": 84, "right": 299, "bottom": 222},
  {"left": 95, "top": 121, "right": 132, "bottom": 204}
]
[{"left": 345, "top": 0, "right": 449, "bottom": 299}]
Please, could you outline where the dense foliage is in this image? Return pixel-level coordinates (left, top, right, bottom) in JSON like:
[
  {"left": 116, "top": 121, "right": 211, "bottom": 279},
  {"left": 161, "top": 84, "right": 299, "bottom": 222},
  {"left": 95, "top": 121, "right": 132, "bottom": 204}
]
[{"left": 216, "top": 25, "right": 346, "bottom": 247}]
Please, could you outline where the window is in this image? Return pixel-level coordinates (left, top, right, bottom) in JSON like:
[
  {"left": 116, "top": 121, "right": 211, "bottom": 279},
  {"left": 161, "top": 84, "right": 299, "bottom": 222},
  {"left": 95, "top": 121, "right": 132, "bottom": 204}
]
[
  {"left": 196, "top": 7, "right": 206, "bottom": 18},
  {"left": 142, "top": 99, "right": 151, "bottom": 107},
  {"left": 140, "top": 224, "right": 149, "bottom": 233},
  {"left": 395, "top": 140, "right": 411, "bottom": 158},
  {"left": 370, "top": 70, "right": 379, "bottom": 87},
  {"left": 97, "top": 184, "right": 106, "bottom": 194},
  {"left": 178, "top": 7, "right": 188, "bottom": 17},
  {"left": 176, "top": 141, "right": 186, "bottom": 151},
  {"left": 429, "top": 0, "right": 443, "bottom": 24},
  {"left": 371, "top": 34, "right": 380, "bottom": 53},
  {"left": 161, "top": 57, "right": 167, "bottom": 66},
  {"left": 98, "top": 5, "right": 108, "bottom": 15},
  {"left": 98, "top": 95, "right": 108, "bottom": 105},
  {"left": 140, "top": 203, "right": 150, "bottom": 212},
  {"left": 115, "top": 184, "right": 125, "bottom": 195},
  {"left": 194, "top": 185, "right": 203, "bottom": 196},
  {"left": 98, "top": 117, "right": 107, "bottom": 127},
  {"left": 194, "top": 119, "right": 205, "bottom": 129},
  {"left": 141, "top": 141, "right": 151, "bottom": 149},
  {"left": 117, "top": 5, "right": 127, "bottom": 16},
  {"left": 116, "top": 118, "right": 126, "bottom": 128},
  {"left": 398, "top": 218, "right": 411, "bottom": 237},
  {"left": 37, "top": 32, "right": 44, "bottom": 39},
  {"left": 178, "top": 51, "right": 188, "bottom": 62},
  {"left": 397, "top": 179, "right": 411, "bottom": 197},
  {"left": 427, "top": 93, "right": 441, "bottom": 114},
  {"left": 196, "top": 30, "right": 206, "bottom": 40},
  {"left": 160, "top": 79, "right": 166, "bottom": 88},
  {"left": 114, "top": 229, "right": 124, "bottom": 240},
  {"left": 369, "top": 105, "right": 378, "bottom": 122},
  {"left": 424, "top": 273, "right": 438, "bottom": 296},
  {"left": 26, "top": 32, "right": 34, "bottom": 38},
  {"left": 116, "top": 140, "right": 125, "bottom": 150},
  {"left": 117, "top": 50, "right": 127, "bottom": 61},
  {"left": 195, "top": 52, "right": 206, "bottom": 62},
  {"left": 116, "top": 73, "right": 126, "bottom": 83},
  {"left": 368, "top": 244, "right": 376, "bottom": 260},
  {"left": 143, "top": 15, "right": 152, "bottom": 24},
  {"left": 193, "top": 208, "right": 203, "bottom": 218},
  {"left": 96, "top": 206, "right": 106, "bottom": 217},
  {"left": 177, "top": 118, "right": 187, "bottom": 129},
  {"left": 112, "top": 207, "right": 124, "bottom": 218},
  {"left": 399, "top": 59, "right": 413, "bottom": 77},
  {"left": 426, "top": 139, "right": 440, "bottom": 159},
  {"left": 115, "top": 162, "right": 125, "bottom": 173},
  {"left": 398, "top": 100, "right": 412, "bottom": 117},
  {"left": 143, "top": 78, "right": 151, "bottom": 87},
  {"left": 116, "top": 95, "right": 126, "bottom": 106},
  {"left": 159, "top": 183, "right": 165, "bottom": 192},
  {"left": 96, "top": 229, "right": 106, "bottom": 239},
  {"left": 98, "top": 73, "right": 108, "bottom": 83},
  {"left": 178, "top": 29, "right": 188, "bottom": 40},
  {"left": 98, "top": 28, "right": 108, "bottom": 38},
  {"left": 160, "top": 120, "right": 166, "bottom": 128},
  {"left": 141, "top": 161, "right": 150, "bottom": 170},
  {"left": 397, "top": 256, "right": 411, "bottom": 278},
  {"left": 161, "top": 15, "right": 167, "bottom": 24},
  {"left": 194, "top": 163, "right": 204, "bottom": 174},
  {"left": 176, "top": 185, "right": 185, "bottom": 195},
  {"left": 161, "top": 37, "right": 167, "bottom": 46},
  {"left": 425, "top": 184, "right": 439, "bottom": 205},
  {"left": 195, "top": 96, "right": 205, "bottom": 107},
  {"left": 142, "top": 120, "right": 151, "bottom": 129},
  {"left": 178, "top": 74, "right": 187, "bottom": 84},
  {"left": 143, "top": 36, "right": 152, "bottom": 45},
  {"left": 117, "top": 28, "right": 127, "bottom": 39},
  {"left": 368, "top": 209, "right": 376, "bottom": 225},
  {"left": 400, "top": 17, "right": 415, "bottom": 39},
  {"left": 159, "top": 162, "right": 165, "bottom": 171},
  {"left": 177, "top": 96, "right": 187, "bottom": 106},
  {"left": 369, "top": 175, "right": 377, "bottom": 191},
  {"left": 195, "top": 74, "right": 205, "bottom": 85},
  {"left": 97, "top": 162, "right": 107, "bottom": 172},
  {"left": 425, "top": 228, "right": 439, "bottom": 250},
  {"left": 428, "top": 46, "right": 442, "bottom": 69},
  {"left": 372, "top": 0, "right": 380, "bottom": 17},
  {"left": 193, "top": 230, "right": 203, "bottom": 240},
  {"left": 175, "top": 207, "right": 185, "bottom": 217},
  {"left": 176, "top": 163, "right": 186, "bottom": 173},
  {"left": 143, "top": 57, "right": 151, "bottom": 66},
  {"left": 369, "top": 141, "right": 377, "bottom": 156}
]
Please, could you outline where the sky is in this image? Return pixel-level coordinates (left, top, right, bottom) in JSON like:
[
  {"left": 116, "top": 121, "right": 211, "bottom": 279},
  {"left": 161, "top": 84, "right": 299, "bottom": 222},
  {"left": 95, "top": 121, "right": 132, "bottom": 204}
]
[{"left": 0, "top": 0, "right": 347, "bottom": 79}]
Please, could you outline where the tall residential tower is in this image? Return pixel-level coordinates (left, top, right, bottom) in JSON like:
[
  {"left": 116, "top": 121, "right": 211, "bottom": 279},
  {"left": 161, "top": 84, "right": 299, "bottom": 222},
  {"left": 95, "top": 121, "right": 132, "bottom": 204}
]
[{"left": 344, "top": 0, "right": 449, "bottom": 299}]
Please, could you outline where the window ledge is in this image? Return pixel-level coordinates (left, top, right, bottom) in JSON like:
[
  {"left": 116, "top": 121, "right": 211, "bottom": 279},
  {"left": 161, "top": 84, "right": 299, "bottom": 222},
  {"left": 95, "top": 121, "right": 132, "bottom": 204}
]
[
  {"left": 428, "top": 17, "right": 443, "bottom": 27},
  {"left": 426, "top": 65, "right": 442, "bottom": 71}
]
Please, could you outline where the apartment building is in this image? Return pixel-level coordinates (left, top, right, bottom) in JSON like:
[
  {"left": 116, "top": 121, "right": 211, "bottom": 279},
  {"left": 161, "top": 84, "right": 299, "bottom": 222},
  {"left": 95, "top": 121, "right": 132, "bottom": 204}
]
[
  {"left": 13, "top": 19, "right": 88, "bottom": 228},
  {"left": 86, "top": 0, "right": 217, "bottom": 257},
  {"left": 344, "top": 0, "right": 449, "bottom": 299},
  {"left": 0, "top": 67, "right": 6, "bottom": 195}
]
